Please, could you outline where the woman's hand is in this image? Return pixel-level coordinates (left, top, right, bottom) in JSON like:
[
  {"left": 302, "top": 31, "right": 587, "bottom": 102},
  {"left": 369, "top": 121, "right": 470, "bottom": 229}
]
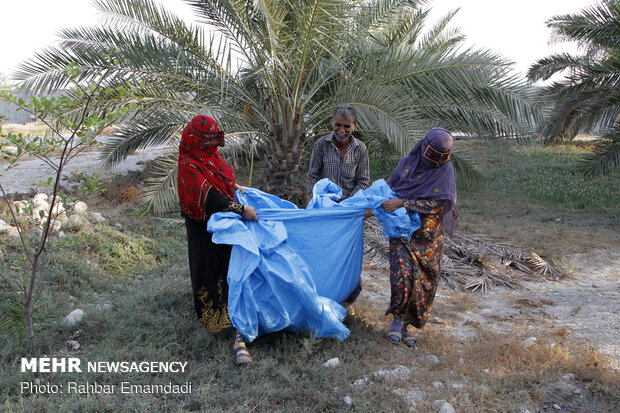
[
  {"left": 242, "top": 205, "right": 258, "bottom": 221},
  {"left": 234, "top": 183, "right": 245, "bottom": 194},
  {"left": 382, "top": 198, "right": 404, "bottom": 213},
  {"left": 364, "top": 209, "right": 374, "bottom": 219}
]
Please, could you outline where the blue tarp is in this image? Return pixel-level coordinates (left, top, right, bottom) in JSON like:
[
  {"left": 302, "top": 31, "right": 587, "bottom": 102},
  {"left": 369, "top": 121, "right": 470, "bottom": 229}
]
[{"left": 208, "top": 179, "right": 421, "bottom": 342}]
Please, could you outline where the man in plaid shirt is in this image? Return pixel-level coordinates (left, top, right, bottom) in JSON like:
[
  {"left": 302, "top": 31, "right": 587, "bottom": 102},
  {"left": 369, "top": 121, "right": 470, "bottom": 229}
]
[
  {"left": 306, "top": 104, "right": 370, "bottom": 200},
  {"left": 306, "top": 104, "right": 370, "bottom": 308}
]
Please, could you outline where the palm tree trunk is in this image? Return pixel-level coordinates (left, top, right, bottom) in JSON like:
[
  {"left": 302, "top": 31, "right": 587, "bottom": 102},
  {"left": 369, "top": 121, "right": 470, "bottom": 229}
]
[{"left": 261, "top": 144, "right": 309, "bottom": 206}]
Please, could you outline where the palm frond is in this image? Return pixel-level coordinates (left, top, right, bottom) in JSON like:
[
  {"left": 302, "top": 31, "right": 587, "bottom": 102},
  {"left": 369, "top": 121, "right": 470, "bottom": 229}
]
[
  {"left": 415, "top": 7, "right": 464, "bottom": 50},
  {"left": 546, "top": 0, "right": 620, "bottom": 50},
  {"left": 100, "top": 111, "right": 186, "bottom": 167},
  {"left": 363, "top": 219, "right": 559, "bottom": 292},
  {"left": 531, "top": 0, "right": 620, "bottom": 175},
  {"left": 0, "top": 293, "right": 26, "bottom": 340},
  {"left": 141, "top": 152, "right": 180, "bottom": 215},
  {"left": 578, "top": 126, "right": 620, "bottom": 176}
]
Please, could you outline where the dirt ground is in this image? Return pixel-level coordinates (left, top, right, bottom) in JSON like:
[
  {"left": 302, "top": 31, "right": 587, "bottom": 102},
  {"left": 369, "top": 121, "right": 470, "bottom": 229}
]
[{"left": 360, "top": 247, "right": 620, "bottom": 369}]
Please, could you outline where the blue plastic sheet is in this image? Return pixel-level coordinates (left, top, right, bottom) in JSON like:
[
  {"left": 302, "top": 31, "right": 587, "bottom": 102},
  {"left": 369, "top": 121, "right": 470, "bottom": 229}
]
[{"left": 207, "top": 179, "right": 421, "bottom": 342}]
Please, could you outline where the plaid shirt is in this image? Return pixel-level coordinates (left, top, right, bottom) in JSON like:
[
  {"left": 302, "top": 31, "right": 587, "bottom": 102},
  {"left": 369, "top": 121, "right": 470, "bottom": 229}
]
[{"left": 306, "top": 133, "right": 370, "bottom": 199}]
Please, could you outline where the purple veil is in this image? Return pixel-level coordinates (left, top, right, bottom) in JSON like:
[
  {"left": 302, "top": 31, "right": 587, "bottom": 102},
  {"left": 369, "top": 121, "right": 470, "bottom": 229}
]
[{"left": 386, "top": 128, "right": 458, "bottom": 236}]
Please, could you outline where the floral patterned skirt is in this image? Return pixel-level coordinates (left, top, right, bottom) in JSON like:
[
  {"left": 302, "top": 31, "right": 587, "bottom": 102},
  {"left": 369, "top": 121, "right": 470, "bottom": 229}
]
[{"left": 385, "top": 213, "right": 444, "bottom": 329}]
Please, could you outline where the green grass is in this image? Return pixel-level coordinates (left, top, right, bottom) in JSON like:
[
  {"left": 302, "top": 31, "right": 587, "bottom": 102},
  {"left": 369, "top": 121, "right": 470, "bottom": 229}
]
[
  {"left": 461, "top": 140, "right": 620, "bottom": 211},
  {"left": 454, "top": 140, "right": 619, "bottom": 255}
]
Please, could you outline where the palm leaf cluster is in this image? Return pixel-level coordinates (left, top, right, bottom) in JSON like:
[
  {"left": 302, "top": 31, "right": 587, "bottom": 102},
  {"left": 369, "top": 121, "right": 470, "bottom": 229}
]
[
  {"left": 528, "top": 0, "right": 620, "bottom": 176},
  {"left": 15, "top": 0, "right": 542, "bottom": 209},
  {"left": 363, "top": 218, "right": 561, "bottom": 292}
]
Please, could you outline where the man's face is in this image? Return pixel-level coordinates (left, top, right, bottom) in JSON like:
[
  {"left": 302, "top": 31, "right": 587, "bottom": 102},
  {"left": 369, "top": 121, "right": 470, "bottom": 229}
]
[{"left": 332, "top": 114, "right": 356, "bottom": 144}]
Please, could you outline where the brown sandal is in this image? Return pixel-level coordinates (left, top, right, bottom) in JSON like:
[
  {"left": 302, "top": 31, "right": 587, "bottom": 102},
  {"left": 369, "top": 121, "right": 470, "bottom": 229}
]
[{"left": 234, "top": 331, "right": 253, "bottom": 365}]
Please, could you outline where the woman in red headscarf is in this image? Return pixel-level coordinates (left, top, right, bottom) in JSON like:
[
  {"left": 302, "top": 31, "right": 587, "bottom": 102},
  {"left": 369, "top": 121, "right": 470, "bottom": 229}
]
[
  {"left": 380, "top": 128, "right": 458, "bottom": 347},
  {"left": 178, "top": 114, "right": 258, "bottom": 365}
]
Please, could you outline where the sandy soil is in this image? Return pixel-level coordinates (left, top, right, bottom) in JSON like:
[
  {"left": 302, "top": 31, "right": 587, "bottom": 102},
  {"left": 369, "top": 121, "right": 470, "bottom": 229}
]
[
  {"left": 0, "top": 137, "right": 169, "bottom": 195},
  {"left": 360, "top": 247, "right": 620, "bottom": 370}
]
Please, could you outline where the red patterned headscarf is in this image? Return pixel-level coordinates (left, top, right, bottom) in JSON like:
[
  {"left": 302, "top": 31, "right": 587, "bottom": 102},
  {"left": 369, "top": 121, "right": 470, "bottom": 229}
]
[{"left": 177, "top": 115, "right": 236, "bottom": 221}]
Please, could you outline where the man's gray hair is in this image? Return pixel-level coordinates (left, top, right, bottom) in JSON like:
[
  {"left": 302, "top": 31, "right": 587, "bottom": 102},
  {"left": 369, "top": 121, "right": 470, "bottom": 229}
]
[{"left": 332, "top": 104, "right": 357, "bottom": 124}]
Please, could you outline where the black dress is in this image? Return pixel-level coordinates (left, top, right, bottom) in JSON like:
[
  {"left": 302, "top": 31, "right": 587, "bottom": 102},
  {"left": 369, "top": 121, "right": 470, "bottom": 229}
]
[{"left": 184, "top": 189, "right": 244, "bottom": 332}]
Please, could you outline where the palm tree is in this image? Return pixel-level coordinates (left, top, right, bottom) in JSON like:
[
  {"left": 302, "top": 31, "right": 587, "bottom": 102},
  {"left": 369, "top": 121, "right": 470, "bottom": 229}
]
[
  {"left": 15, "top": 0, "right": 541, "bottom": 209},
  {"left": 528, "top": 0, "right": 620, "bottom": 176}
]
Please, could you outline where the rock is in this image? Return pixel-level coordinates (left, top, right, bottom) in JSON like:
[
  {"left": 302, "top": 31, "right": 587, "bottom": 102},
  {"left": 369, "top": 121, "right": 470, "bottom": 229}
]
[
  {"left": 522, "top": 337, "right": 537, "bottom": 348},
  {"left": 458, "top": 357, "right": 464, "bottom": 365},
  {"left": 66, "top": 340, "right": 80, "bottom": 351},
  {"left": 439, "top": 403, "right": 456, "bottom": 413},
  {"left": 433, "top": 400, "right": 456, "bottom": 412},
  {"left": 67, "top": 215, "right": 81, "bottom": 225},
  {"left": 432, "top": 400, "right": 447, "bottom": 411},
  {"left": 91, "top": 212, "right": 106, "bottom": 223},
  {"left": 33, "top": 198, "right": 49, "bottom": 212},
  {"left": 33, "top": 193, "right": 48, "bottom": 203},
  {"left": 64, "top": 309, "right": 85, "bottom": 326},
  {"left": 519, "top": 407, "right": 532, "bottom": 413},
  {"left": 56, "top": 211, "right": 69, "bottom": 223},
  {"left": 425, "top": 355, "right": 439, "bottom": 365},
  {"left": 373, "top": 365, "right": 410, "bottom": 380},
  {"left": 52, "top": 220, "right": 62, "bottom": 232},
  {"left": 353, "top": 378, "right": 369, "bottom": 388},
  {"left": 343, "top": 396, "right": 352, "bottom": 406},
  {"left": 462, "top": 392, "right": 470, "bottom": 402},
  {"left": 74, "top": 201, "right": 88, "bottom": 214},
  {"left": 51, "top": 202, "right": 66, "bottom": 216},
  {"left": 451, "top": 383, "right": 464, "bottom": 389},
  {"left": 432, "top": 381, "right": 444, "bottom": 388},
  {"left": 0, "top": 219, "right": 11, "bottom": 233},
  {"left": 561, "top": 373, "right": 576, "bottom": 381},
  {"left": 393, "top": 388, "right": 425, "bottom": 410},
  {"left": 573, "top": 389, "right": 582, "bottom": 394},
  {"left": 0, "top": 220, "right": 20, "bottom": 238},
  {"left": 552, "top": 403, "right": 561, "bottom": 410},
  {"left": 322, "top": 357, "right": 340, "bottom": 368},
  {"left": 32, "top": 207, "right": 48, "bottom": 221}
]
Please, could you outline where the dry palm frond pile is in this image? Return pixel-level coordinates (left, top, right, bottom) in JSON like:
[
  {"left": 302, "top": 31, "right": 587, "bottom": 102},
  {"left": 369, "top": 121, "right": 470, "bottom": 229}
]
[{"left": 363, "top": 218, "right": 563, "bottom": 293}]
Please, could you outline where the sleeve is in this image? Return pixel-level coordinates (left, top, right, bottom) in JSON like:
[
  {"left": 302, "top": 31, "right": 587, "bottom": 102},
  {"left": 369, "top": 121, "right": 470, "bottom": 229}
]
[
  {"left": 205, "top": 188, "right": 245, "bottom": 215},
  {"left": 306, "top": 140, "right": 324, "bottom": 195},
  {"left": 403, "top": 199, "right": 443, "bottom": 214},
  {"left": 351, "top": 143, "right": 370, "bottom": 193}
]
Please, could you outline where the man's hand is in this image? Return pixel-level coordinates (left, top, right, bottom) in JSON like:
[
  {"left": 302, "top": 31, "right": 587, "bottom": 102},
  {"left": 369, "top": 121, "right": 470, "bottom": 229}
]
[
  {"left": 382, "top": 198, "right": 403, "bottom": 213},
  {"left": 364, "top": 209, "right": 374, "bottom": 219},
  {"left": 234, "top": 183, "right": 245, "bottom": 194},
  {"left": 242, "top": 205, "right": 258, "bottom": 221}
]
